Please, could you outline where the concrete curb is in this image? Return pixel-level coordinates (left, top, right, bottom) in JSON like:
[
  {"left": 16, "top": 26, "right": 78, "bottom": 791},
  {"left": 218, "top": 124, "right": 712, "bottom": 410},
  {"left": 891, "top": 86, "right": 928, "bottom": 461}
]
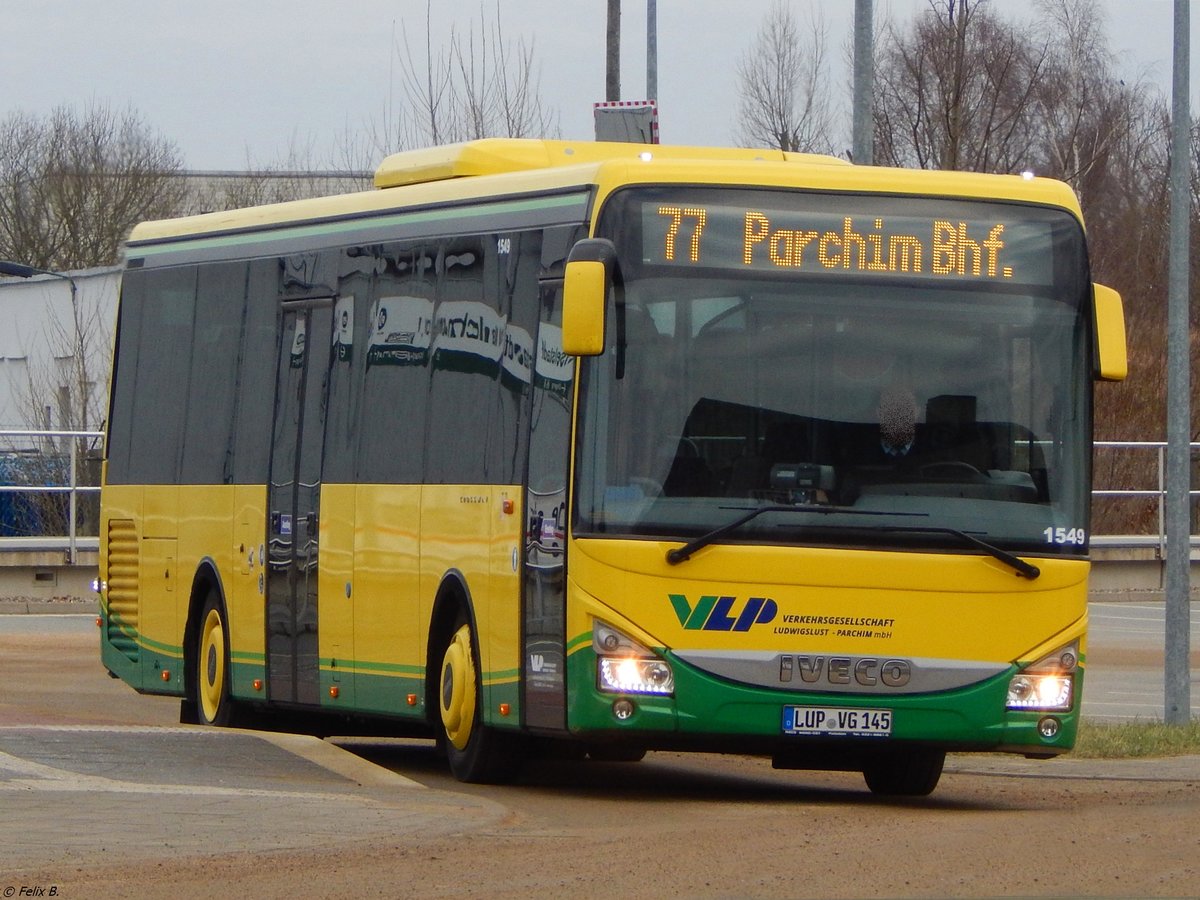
[{"left": 255, "top": 730, "right": 428, "bottom": 790}]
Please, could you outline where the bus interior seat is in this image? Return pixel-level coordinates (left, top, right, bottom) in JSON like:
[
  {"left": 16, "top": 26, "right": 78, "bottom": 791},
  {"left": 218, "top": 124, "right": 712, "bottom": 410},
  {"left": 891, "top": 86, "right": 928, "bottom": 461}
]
[{"left": 924, "top": 394, "right": 992, "bottom": 471}]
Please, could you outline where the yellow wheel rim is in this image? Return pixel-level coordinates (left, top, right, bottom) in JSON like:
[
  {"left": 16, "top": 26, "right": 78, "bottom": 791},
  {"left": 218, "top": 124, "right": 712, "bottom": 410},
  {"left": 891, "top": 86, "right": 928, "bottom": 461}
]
[
  {"left": 198, "top": 607, "right": 226, "bottom": 723},
  {"left": 440, "top": 624, "right": 476, "bottom": 751}
]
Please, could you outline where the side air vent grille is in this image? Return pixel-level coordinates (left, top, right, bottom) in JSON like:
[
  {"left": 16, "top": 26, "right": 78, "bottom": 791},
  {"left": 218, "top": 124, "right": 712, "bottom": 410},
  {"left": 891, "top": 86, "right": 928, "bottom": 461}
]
[{"left": 106, "top": 518, "right": 139, "bottom": 662}]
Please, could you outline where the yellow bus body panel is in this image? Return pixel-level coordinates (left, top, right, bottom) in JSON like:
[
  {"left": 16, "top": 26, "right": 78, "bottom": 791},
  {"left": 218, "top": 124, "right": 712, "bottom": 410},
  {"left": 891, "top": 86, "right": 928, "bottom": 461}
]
[
  {"left": 419, "top": 485, "right": 523, "bottom": 700},
  {"left": 568, "top": 537, "right": 1088, "bottom": 666}
]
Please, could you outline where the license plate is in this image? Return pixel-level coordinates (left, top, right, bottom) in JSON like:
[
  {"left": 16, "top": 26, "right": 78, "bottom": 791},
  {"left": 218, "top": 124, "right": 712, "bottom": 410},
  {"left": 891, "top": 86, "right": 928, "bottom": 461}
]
[{"left": 782, "top": 706, "right": 893, "bottom": 737}]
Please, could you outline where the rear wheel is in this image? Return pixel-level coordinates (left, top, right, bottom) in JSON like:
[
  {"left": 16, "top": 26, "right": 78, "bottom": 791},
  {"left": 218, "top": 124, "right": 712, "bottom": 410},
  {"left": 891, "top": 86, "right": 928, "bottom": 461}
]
[
  {"left": 862, "top": 748, "right": 945, "bottom": 796},
  {"left": 437, "top": 613, "right": 523, "bottom": 783},
  {"left": 195, "top": 593, "right": 235, "bottom": 726}
]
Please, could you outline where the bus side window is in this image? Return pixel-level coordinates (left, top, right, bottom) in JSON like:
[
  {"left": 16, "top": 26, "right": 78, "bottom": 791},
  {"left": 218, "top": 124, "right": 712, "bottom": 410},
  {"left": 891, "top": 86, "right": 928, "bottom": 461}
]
[
  {"left": 124, "top": 266, "right": 195, "bottom": 485},
  {"left": 182, "top": 262, "right": 246, "bottom": 485}
]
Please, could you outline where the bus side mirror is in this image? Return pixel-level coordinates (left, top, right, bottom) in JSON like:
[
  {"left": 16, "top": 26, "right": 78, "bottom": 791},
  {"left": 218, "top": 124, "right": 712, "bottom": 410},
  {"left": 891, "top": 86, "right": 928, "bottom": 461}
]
[
  {"left": 1093, "top": 283, "right": 1127, "bottom": 382},
  {"left": 562, "top": 239, "right": 617, "bottom": 357}
]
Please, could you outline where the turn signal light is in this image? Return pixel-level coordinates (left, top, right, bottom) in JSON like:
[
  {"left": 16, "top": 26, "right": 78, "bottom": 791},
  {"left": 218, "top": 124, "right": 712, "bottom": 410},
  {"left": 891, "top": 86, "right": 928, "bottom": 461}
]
[{"left": 329, "top": 685, "right": 340, "bottom": 699}]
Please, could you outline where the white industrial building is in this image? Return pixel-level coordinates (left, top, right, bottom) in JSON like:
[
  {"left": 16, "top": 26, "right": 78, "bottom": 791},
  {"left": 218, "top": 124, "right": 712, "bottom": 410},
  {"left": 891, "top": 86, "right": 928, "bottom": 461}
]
[{"left": 0, "top": 266, "right": 121, "bottom": 441}]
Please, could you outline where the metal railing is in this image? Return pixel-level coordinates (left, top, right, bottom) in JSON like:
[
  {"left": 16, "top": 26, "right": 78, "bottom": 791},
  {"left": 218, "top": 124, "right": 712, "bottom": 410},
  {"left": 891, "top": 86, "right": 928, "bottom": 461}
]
[
  {"left": 1091, "top": 440, "right": 1200, "bottom": 555},
  {"left": 0, "top": 432, "right": 1192, "bottom": 565},
  {"left": 0, "top": 429, "right": 104, "bottom": 564}
]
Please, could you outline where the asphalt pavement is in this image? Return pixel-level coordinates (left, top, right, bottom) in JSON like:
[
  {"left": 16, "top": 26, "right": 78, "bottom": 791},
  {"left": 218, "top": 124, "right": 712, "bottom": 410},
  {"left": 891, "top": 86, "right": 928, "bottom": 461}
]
[
  {"left": 1085, "top": 600, "right": 1200, "bottom": 721},
  {"left": 1, "top": 603, "right": 1197, "bottom": 878},
  {"left": 0, "top": 724, "right": 505, "bottom": 872}
]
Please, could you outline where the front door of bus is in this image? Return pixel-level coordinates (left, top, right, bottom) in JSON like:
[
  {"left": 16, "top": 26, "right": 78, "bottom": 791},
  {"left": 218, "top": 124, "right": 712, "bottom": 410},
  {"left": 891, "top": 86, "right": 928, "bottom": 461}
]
[{"left": 267, "top": 300, "right": 332, "bottom": 706}]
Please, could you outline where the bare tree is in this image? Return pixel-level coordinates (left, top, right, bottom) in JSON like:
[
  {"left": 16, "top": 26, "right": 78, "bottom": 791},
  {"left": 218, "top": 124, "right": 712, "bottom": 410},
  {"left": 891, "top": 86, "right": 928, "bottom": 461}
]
[
  {"left": 735, "top": 1, "right": 835, "bottom": 153},
  {"left": 872, "top": 0, "right": 1192, "bottom": 535},
  {"left": 873, "top": 0, "right": 1045, "bottom": 172},
  {"left": 185, "top": 136, "right": 372, "bottom": 213},
  {"left": 0, "top": 103, "right": 186, "bottom": 270},
  {"left": 361, "top": 2, "right": 559, "bottom": 159}
]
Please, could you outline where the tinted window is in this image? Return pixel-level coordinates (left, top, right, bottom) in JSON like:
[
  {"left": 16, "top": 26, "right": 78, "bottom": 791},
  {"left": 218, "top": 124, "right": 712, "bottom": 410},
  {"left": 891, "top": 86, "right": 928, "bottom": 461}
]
[
  {"left": 357, "top": 242, "right": 435, "bottom": 484},
  {"left": 127, "top": 266, "right": 196, "bottom": 483},
  {"left": 180, "top": 263, "right": 246, "bottom": 483},
  {"left": 105, "top": 273, "right": 145, "bottom": 482},
  {"left": 229, "top": 260, "right": 280, "bottom": 484},
  {"left": 425, "top": 237, "right": 494, "bottom": 484},
  {"left": 490, "top": 231, "right": 542, "bottom": 485},
  {"left": 321, "top": 251, "right": 371, "bottom": 484}
]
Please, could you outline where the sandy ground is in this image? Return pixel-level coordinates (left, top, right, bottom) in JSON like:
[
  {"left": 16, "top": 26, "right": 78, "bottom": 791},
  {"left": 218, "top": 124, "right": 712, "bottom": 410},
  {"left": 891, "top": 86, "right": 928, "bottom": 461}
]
[{"left": 3, "top": 622, "right": 1199, "bottom": 899}]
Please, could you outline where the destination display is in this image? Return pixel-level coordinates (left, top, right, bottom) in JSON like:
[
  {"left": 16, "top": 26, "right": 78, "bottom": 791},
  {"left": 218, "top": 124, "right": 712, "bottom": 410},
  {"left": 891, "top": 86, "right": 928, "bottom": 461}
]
[{"left": 640, "top": 197, "right": 1057, "bottom": 286}]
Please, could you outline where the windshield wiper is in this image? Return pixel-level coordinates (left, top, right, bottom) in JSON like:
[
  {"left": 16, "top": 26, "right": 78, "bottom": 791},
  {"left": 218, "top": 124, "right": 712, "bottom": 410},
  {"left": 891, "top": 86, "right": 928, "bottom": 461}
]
[
  {"left": 666, "top": 505, "right": 792, "bottom": 565},
  {"left": 664, "top": 503, "right": 923, "bottom": 566},
  {"left": 876, "top": 525, "right": 1041, "bottom": 579},
  {"left": 664, "top": 506, "right": 1040, "bottom": 579}
]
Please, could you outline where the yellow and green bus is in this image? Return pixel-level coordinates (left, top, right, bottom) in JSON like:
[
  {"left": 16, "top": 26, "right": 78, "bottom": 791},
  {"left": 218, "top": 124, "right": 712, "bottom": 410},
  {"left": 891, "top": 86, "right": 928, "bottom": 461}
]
[{"left": 100, "top": 138, "right": 1126, "bottom": 795}]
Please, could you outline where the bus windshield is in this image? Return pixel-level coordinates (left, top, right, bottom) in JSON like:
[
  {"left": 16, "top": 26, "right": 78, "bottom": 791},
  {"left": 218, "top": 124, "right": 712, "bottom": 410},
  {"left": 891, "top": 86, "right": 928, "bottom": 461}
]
[{"left": 573, "top": 187, "right": 1093, "bottom": 557}]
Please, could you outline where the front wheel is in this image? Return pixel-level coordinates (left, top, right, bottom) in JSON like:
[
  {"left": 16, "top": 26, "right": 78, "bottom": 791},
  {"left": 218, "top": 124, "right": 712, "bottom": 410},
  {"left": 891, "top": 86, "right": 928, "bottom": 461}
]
[
  {"left": 437, "top": 616, "right": 523, "bottom": 783},
  {"left": 195, "top": 593, "right": 235, "bottom": 726},
  {"left": 862, "top": 748, "right": 945, "bottom": 796}
]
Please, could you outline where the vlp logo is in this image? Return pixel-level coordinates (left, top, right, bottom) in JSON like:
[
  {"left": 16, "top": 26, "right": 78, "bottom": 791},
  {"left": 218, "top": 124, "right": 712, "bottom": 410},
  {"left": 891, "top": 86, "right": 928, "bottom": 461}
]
[{"left": 669, "top": 594, "right": 778, "bottom": 632}]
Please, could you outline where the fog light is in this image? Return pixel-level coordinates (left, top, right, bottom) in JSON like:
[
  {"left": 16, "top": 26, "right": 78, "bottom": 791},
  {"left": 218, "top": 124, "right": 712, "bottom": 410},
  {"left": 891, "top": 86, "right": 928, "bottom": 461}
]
[
  {"left": 1038, "top": 716, "right": 1061, "bottom": 739},
  {"left": 613, "top": 699, "right": 635, "bottom": 720}
]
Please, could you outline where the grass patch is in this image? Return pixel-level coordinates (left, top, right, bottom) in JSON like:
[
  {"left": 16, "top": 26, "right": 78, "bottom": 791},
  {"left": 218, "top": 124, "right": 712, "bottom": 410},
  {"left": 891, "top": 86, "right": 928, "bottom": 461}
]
[{"left": 1073, "top": 719, "right": 1200, "bottom": 758}]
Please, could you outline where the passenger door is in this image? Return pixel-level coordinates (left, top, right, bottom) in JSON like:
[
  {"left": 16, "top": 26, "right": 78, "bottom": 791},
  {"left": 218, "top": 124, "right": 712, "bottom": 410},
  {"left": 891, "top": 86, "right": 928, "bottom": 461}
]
[
  {"left": 266, "top": 300, "right": 333, "bottom": 706},
  {"left": 523, "top": 283, "right": 574, "bottom": 729}
]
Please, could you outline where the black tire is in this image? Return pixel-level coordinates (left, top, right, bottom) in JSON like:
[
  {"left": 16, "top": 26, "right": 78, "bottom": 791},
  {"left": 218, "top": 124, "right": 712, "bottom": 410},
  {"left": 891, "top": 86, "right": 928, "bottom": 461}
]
[
  {"left": 436, "top": 611, "right": 523, "bottom": 783},
  {"left": 863, "top": 748, "right": 945, "bottom": 796},
  {"left": 194, "top": 591, "right": 236, "bottom": 727}
]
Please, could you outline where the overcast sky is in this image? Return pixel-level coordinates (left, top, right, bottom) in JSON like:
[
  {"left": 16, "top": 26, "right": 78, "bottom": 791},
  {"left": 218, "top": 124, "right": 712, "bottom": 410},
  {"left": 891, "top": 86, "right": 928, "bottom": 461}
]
[{"left": 0, "top": 1, "right": 1186, "bottom": 171}]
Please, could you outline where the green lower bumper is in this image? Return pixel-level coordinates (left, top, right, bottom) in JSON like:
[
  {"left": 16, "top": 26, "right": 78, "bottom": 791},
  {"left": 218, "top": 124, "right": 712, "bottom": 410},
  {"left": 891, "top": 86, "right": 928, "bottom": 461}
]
[{"left": 567, "top": 645, "right": 1080, "bottom": 756}]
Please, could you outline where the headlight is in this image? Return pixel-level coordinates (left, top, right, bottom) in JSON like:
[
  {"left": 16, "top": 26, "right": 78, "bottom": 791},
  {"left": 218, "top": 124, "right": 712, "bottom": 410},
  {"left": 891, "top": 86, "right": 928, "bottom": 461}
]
[
  {"left": 594, "top": 620, "right": 674, "bottom": 696},
  {"left": 1006, "top": 640, "right": 1078, "bottom": 712}
]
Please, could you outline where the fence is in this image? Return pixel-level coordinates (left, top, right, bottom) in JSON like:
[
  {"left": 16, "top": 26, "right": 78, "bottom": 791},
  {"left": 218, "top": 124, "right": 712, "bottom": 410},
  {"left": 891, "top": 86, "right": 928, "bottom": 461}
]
[
  {"left": 1091, "top": 440, "right": 1200, "bottom": 555},
  {"left": 0, "top": 431, "right": 1193, "bottom": 566},
  {"left": 0, "top": 429, "right": 104, "bottom": 564}
]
